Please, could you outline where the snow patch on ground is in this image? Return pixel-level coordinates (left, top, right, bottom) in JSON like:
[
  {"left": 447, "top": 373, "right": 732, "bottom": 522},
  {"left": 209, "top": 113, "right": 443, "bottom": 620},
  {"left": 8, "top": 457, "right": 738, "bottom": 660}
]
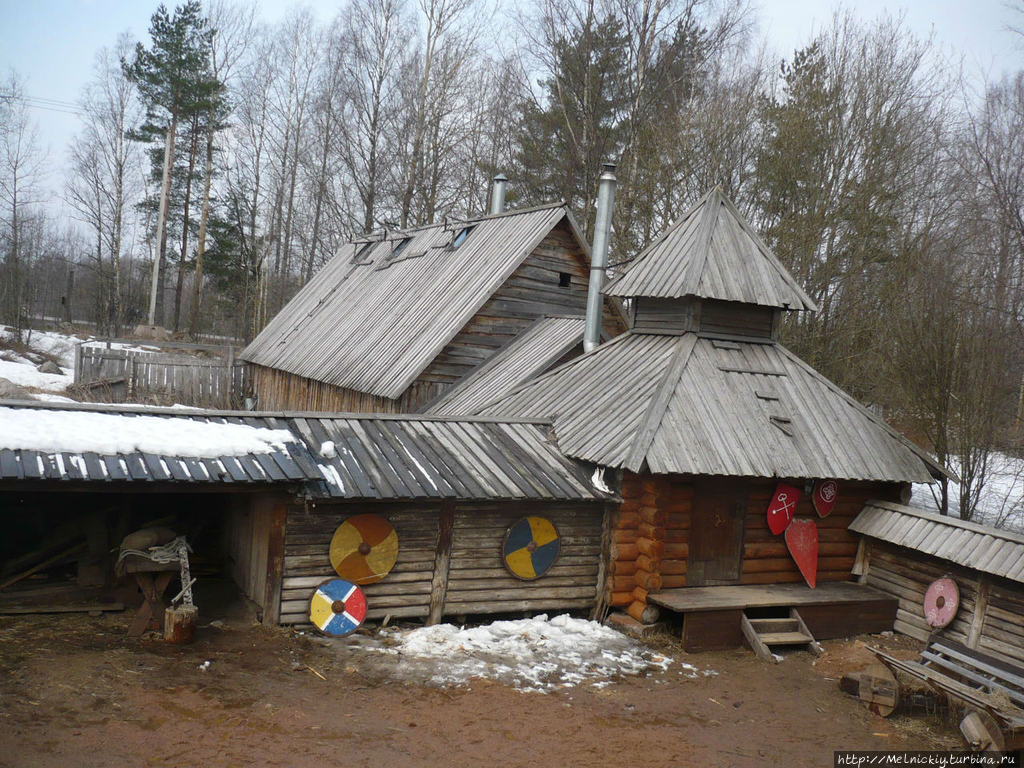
[
  {"left": 0, "top": 358, "right": 73, "bottom": 392},
  {"left": 912, "top": 451, "right": 1024, "bottom": 533},
  {"left": 0, "top": 406, "right": 296, "bottom": 458},
  {"left": 368, "top": 614, "right": 693, "bottom": 692}
]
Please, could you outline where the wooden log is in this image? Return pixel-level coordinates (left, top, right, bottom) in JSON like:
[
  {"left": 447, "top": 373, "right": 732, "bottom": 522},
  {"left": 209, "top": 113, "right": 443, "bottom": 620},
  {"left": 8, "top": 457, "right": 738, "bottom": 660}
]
[
  {"left": 609, "top": 591, "right": 633, "bottom": 607},
  {"left": 638, "top": 507, "right": 667, "bottom": 526},
  {"left": 660, "top": 560, "right": 687, "bottom": 575},
  {"left": 663, "top": 542, "right": 688, "bottom": 560},
  {"left": 636, "top": 554, "right": 661, "bottom": 573},
  {"left": 664, "top": 529, "right": 689, "bottom": 543},
  {"left": 636, "top": 537, "right": 665, "bottom": 559},
  {"left": 638, "top": 523, "right": 666, "bottom": 541},
  {"left": 164, "top": 605, "right": 198, "bottom": 644},
  {"left": 610, "top": 543, "right": 639, "bottom": 561},
  {"left": 612, "top": 528, "right": 639, "bottom": 544},
  {"left": 634, "top": 570, "right": 663, "bottom": 590},
  {"left": 626, "top": 599, "right": 661, "bottom": 624},
  {"left": 611, "top": 560, "right": 639, "bottom": 576},
  {"left": 428, "top": 503, "right": 455, "bottom": 625},
  {"left": 615, "top": 510, "right": 640, "bottom": 529},
  {"left": 631, "top": 586, "right": 648, "bottom": 603},
  {"left": 611, "top": 574, "right": 638, "bottom": 592},
  {"left": 660, "top": 575, "right": 687, "bottom": 589}
]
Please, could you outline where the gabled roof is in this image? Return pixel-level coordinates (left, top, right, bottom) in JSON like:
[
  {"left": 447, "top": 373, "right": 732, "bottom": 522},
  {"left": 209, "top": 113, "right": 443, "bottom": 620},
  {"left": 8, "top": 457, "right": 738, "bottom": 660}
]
[
  {"left": 0, "top": 400, "right": 612, "bottom": 501},
  {"left": 852, "top": 501, "right": 1024, "bottom": 584},
  {"left": 603, "top": 187, "right": 818, "bottom": 310},
  {"left": 478, "top": 332, "right": 947, "bottom": 483},
  {"left": 240, "top": 204, "right": 588, "bottom": 400},
  {"left": 424, "top": 315, "right": 586, "bottom": 417}
]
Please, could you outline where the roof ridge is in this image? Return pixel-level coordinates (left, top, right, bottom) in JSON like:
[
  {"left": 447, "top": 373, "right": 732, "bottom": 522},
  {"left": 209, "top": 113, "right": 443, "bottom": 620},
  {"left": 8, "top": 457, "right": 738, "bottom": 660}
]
[{"left": 622, "top": 333, "right": 699, "bottom": 472}]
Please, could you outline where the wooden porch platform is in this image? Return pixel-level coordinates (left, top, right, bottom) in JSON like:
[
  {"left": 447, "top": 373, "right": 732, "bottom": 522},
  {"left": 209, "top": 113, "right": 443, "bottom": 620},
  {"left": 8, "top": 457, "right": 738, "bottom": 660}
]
[{"left": 649, "top": 582, "right": 898, "bottom": 653}]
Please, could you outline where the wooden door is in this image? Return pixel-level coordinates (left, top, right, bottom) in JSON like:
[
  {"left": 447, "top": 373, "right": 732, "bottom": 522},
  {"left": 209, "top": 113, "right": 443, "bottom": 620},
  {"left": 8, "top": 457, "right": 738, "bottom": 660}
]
[{"left": 687, "top": 478, "right": 747, "bottom": 586}]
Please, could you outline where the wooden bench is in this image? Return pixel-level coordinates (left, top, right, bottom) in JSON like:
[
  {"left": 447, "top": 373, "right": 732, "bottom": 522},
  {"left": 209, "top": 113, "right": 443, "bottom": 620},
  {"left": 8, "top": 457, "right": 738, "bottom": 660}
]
[{"left": 867, "top": 634, "right": 1024, "bottom": 751}]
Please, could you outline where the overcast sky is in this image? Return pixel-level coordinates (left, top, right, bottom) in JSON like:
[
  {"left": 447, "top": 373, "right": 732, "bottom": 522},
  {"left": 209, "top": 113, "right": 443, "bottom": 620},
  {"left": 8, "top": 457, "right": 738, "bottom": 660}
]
[{"left": 1, "top": 0, "right": 1022, "bottom": 205}]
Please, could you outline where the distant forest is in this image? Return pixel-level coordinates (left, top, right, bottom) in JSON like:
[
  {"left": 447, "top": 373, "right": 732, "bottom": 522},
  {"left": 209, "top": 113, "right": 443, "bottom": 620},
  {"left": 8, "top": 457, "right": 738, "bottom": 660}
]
[{"left": 2, "top": 0, "right": 1024, "bottom": 519}]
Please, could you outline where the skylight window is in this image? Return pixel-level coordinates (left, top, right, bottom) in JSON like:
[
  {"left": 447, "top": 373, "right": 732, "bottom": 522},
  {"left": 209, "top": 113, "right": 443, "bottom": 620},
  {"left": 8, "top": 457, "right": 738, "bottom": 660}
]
[
  {"left": 391, "top": 237, "right": 413, "bottom": 257},
  {"left": 451, "top": 226, "right": 474, "bottom": 249}
]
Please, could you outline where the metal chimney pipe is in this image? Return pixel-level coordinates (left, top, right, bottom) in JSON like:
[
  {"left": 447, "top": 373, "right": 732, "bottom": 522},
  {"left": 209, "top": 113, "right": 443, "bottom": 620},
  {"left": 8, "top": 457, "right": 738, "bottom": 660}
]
[
  {"left": 584, "top": 163, "right": 617, "bottom": 352},
  {"left": 490, "top": 174, "right": 508, "bottom": 215}
]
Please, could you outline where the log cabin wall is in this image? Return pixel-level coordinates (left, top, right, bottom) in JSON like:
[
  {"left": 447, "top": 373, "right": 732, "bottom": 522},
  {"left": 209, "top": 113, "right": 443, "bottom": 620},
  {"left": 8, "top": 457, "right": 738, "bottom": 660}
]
[
  {"left": 860, "top": 540, "right": 1024, "bottom": 665},
  {"left": 277, "top": 498, "right": 609, "bottom": 626},
  {"left": 607, "top": 473, "right": 904, "bottom": 622},
  {"left": 251, "top": 364, "right": 441, "bottom": 413},
  {"left": 225, "top": 494, "right": 290, "bottom": 616}
]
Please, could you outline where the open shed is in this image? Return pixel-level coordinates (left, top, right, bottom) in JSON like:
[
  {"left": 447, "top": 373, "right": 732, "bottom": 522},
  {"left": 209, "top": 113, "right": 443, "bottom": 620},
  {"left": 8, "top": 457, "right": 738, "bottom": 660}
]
[{"left": 0, "top": 401, "right": 612, "bottom": 628}]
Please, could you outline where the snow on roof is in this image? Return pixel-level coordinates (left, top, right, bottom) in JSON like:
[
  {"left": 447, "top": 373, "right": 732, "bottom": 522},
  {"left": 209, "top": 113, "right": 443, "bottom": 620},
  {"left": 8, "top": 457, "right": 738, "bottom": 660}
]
[{"left": 0, "top": 405, "right": 295, "bottom": 458}]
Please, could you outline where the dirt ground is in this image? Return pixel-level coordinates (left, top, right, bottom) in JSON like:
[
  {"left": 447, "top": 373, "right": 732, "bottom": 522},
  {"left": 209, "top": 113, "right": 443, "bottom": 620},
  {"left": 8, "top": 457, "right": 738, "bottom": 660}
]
[{"left": 0, "top": 588, "right": 962, "bottom": 768}]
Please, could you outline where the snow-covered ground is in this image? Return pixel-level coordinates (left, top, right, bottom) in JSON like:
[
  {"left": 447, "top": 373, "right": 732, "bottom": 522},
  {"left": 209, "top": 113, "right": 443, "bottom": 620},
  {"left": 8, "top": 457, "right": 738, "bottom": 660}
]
[
  {"left": 911, "top": 451, "right": 1024, "bottom": 533},
  {"left": 359, "top": 614, "right": 705, "bottom": 692},
  {"left": 0, "top": 327, "right": 77, "bottom": 394}
]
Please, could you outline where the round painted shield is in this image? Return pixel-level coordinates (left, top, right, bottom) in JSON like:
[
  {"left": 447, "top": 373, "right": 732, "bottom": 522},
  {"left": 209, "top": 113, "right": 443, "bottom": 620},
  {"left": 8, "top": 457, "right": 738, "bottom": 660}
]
[
  {"left": 309, "top": 578, "right": 367, "bottom": 637},
  {"left": 502, "top": 516, "right": 560, "bottom": 580},
  {"left": 330, "top": 514, "right": 399, "bottom": 585},
  {"left": 924, "top": 577, "right": 959, "bottom": 628}
]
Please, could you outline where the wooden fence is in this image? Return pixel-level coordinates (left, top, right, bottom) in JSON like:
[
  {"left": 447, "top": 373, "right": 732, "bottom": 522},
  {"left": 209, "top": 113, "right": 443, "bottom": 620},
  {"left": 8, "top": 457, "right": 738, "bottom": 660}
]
[{"left": 73, "top": 342, "right": 247, "bottom": 408}]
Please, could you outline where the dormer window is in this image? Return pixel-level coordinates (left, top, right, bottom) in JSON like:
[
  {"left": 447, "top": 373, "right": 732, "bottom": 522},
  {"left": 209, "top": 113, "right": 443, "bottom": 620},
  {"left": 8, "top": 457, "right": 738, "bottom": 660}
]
[
  {"left": 451, "top": 226, "right": 474, "bottom": 249},
  {"left": 391, "top": 237, "right": 413, "bottom": 257},
  {"left": 351, "top": 241, "right": 375, "bottom": 264}
]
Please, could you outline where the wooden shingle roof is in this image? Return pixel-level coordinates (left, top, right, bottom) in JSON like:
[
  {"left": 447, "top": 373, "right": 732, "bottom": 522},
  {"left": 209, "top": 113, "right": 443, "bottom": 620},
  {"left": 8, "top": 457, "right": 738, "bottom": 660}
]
[
  {"left": 851, "top": 501, "right": 1024, "bottom": 583},
  {"left": 240, "top": 204, "right": 584, "bottom": 399},
  {"left": 0, "top": 401, "right": 611, "bottom": 501},
  {"left": 603, "top": 187, "right": 817, "bottom": 310},
  {"left": 424, "top": 315, "right": 586, "bottom": 417},
  {"left": 479, "top": 333, "right": 946, "bottom": 483}
]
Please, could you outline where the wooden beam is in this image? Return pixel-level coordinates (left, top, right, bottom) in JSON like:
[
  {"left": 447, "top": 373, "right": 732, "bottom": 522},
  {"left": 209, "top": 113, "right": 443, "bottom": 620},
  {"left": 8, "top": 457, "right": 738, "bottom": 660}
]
[
  {"left": 968, "top": 578, "right": 992, "bottom": 650},
  {"left": 262, "top": 503, "right": 288, "bottom": 625},
  {"left": 428, "top": 502, "right": 455, "bottom": 625}
]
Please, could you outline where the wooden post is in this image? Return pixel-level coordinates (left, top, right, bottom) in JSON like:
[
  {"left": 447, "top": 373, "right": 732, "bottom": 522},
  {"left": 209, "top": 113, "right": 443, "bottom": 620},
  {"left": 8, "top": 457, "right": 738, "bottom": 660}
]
[
  {"left": 227, "top": 346, "right": 236, "bottom": 405},
  {"left": 591, "top": 502, "right": 614, "bottom": 621},
  {"left": 428, "top": 502, "right": 455, "bottom": 625},
  {"left": 967, "top": 578, "right": 991, "bottom": 649},
  {"left": 73, "top": 341, "right": 82, "bottom": 383},
  {"left": 262, "top": 502, "right": 288, "bottom": 625},
  {"left": 853, "top": 538, "right": 870, "bottom": 583}
]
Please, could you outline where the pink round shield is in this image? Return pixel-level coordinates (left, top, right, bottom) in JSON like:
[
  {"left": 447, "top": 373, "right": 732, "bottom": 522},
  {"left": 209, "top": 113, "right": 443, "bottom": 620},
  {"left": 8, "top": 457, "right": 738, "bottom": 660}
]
[{"left": 923, "top": 577, "right": 959, "bottom": 628}]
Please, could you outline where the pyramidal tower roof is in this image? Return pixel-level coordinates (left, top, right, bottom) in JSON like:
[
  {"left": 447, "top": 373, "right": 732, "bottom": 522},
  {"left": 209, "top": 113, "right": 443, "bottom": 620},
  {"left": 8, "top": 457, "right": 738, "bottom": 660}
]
[{"left": 603, "top": 187, "right": 818, "bottom": 311}]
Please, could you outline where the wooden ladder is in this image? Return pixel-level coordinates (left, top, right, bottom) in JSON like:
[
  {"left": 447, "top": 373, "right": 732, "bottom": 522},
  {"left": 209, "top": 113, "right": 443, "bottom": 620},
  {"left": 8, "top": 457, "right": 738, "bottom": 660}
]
[{"left": 741, "top": 608, "right": 824, "bottom": 663}]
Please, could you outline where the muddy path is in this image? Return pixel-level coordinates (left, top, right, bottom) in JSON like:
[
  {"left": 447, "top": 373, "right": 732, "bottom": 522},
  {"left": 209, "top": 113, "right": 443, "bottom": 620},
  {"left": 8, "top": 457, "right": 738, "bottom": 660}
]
[{"left": 0, "top": 608, "right": 957, "bottom": 768}]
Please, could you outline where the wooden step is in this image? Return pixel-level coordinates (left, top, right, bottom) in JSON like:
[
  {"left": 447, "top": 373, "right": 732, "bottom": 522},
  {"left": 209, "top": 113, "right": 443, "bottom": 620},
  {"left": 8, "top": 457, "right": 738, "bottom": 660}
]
[
  {"left": 759, "top": 631, "right": 814, "bottom": 646},
  {"left": 748, "top": 618, "right": 800, "bottom": 633}
]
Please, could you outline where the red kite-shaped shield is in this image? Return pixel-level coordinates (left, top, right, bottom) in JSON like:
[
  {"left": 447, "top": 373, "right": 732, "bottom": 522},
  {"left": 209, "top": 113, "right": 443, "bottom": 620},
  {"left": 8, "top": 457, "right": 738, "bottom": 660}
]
[
  {"left": 786, "top": 519, "right": 818, "bottom": 588},
  {"left": 812, "top": 479, "right": 839, "bottom": 518},
  {"left": 767, "top": 482, "right": 802, "bottom": 535}
]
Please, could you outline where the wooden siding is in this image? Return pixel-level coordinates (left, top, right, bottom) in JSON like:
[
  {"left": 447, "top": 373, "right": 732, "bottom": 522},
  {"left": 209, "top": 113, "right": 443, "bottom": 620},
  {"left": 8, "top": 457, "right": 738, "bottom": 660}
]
[
  {"left": 252, "top": 220, "right": 625, "bottom": 413},
  {"left": 632, "top": 297, "right": 696, "bottom": 335},
  {"left": 861, "top": 540, "right": 1024, "bottom": 665},
  {"left": 225, "top": 495, "right": 277, "bottom": 609},
  {"left": 444, "top": 502, "right": 604, "bottom": 615},
  {"left": 252, "top": 363, "right": 442, "bottom": 412},
  {"left": 608, "top": 473, "right": 904, "bottom": 622},
  {"left": 698, "top": 300, "right": 776, "bottom": 340},
  {"left": 278, "top": 499, "right": 607, "bottom": 625}
]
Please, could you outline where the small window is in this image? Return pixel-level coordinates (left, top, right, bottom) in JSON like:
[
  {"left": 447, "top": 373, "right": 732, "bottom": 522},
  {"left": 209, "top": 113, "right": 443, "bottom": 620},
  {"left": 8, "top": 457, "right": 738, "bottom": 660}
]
[
  {"left": 391, "top": 237, "right": 413, "bottom": 257},
  {"left": 558, "top": 272, "right": 572, "bottom": 288},
  {"left": 351, "top": 241, "right": 375, "bottom": 264},
  {"left": 451, "top": 226, "right": 474, "bottom": 249}
]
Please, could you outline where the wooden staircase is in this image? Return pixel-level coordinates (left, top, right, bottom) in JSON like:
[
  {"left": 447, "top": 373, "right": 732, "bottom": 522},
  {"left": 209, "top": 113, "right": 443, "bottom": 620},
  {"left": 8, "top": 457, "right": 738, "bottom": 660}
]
[{"left": 741, "top": 608, "right": 823, "bottom": 663}]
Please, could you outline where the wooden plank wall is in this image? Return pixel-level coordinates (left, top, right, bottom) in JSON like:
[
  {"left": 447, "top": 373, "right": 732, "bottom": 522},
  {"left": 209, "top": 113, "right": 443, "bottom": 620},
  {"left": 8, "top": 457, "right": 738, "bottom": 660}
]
[
  {"left": 251, "top": 364, "right": 442, "bottom": 413},
  {"left": 444, "top": 502, "right": 603, "bottom": 615},
  {"left": 224, "top": 495, "right": 274, "bottom": 609},
  {"left": 78, "top": 347, "right": 246, "bottom": 408},
  {"left": 418, "top": 220, "right": 627, "bottom": 389},
  {"left": 607, "top": 473, "right": 904, "bottom": 622},
  {"left": 862, "top": 540, "right": 1024, "bottom": 664},
  {"left": 632, "top": 298, "right": 696, "bottom": 335},
  {"left": 698, "top": 300, "right": 776, "bottom": 340},
  {"left": 277, "top": 500, "right": 605, "bottom": 625}
]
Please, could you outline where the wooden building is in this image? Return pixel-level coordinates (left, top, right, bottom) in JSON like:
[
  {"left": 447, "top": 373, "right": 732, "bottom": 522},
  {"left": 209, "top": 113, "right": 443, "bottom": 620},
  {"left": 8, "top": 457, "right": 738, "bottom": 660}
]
[
  {"left": 467, "top": 187, "right": 950, "bottom": 650},
  {"left": 0, "top": 401, "right": 611, "bottom": 626},
  {"left": 240, "top": 204, "right": 625, "bottom": 413},
  {"left": 851, "top": 501, "right": 1024, "bottom": 664}
]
